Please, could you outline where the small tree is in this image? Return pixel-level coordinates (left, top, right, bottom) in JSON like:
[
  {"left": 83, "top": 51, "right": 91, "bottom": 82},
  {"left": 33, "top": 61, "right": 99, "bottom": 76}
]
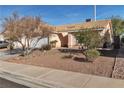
[
  {"left": 75, "top": 28, "right": 101, "bottom": 61},
  {"left": 2, "top": 12, "right": 52, "bottom": 56},
  {"left": 75, "top": 29, "right": 101, "bottom": 49}
]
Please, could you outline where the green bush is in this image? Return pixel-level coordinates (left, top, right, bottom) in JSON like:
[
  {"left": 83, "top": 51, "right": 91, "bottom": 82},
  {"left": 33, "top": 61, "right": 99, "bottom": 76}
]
[
  {"left": 84, "top": 49, "right": 100, "bottom": 62},
  {"left": 75, "top": 29, "right": 101, "bottom": 49}
]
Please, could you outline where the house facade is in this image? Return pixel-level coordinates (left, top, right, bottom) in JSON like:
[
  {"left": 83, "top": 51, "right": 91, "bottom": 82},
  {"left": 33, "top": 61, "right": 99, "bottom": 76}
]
[
  {"left": 0, "top": 19, "right": 113, "bottom": 49},
  {"left": 50, "top": 20, "right": 113, "bottom": 48}
]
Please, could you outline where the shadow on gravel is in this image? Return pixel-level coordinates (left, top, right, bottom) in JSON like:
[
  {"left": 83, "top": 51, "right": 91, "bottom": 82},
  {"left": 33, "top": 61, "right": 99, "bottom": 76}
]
[{"left": 73, "top": 57, "right": 87, "bottom": 62}]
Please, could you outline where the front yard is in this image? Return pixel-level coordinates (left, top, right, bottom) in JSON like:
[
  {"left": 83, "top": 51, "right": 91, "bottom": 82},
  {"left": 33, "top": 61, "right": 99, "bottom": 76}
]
[{"left": 4, "top": 49, "right": 118, "bottom": 78}]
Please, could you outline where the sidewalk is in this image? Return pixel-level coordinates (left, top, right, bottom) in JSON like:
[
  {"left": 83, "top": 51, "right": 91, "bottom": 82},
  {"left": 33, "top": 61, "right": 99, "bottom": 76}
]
[{"left": 0, "top": 61, "right": 124, "bottom": 87}]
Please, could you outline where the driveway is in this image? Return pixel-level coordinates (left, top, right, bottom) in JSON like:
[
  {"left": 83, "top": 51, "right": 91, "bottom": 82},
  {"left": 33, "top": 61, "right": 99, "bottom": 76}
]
[
  {"left": 0, "top": 48, "right": 22, "bottom": 60},
  {"left": 0, "top": 49, "right": 28, "bottom": 88}
]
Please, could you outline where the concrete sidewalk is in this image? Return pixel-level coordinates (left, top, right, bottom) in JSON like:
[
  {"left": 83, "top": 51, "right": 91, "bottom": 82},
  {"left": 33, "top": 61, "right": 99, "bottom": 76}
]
[{"left": 0, "top": 61, "right": 124, "bottom": 88}]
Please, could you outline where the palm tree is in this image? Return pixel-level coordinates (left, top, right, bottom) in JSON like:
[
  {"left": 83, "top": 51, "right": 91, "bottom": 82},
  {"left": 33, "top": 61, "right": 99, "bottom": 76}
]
[{"left": 111, "top": 16, "right": 124, "bottom": 36}]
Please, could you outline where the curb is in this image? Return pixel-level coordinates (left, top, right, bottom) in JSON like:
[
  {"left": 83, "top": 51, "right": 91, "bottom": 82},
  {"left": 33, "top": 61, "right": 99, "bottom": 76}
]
[{"left": 0, "top": 68, "right": 70, "bottom": 88}]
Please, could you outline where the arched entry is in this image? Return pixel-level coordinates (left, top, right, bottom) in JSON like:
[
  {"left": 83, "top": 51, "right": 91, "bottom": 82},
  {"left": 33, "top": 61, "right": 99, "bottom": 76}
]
[{"left": 58, "top": 33, "right": 68, "bottom": 47}]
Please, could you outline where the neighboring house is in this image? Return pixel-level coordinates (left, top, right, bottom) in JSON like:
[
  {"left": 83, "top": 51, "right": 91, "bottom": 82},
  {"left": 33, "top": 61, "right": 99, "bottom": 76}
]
[
  {"left": 0, "top": 33, "right": 48, "bottom": 49},
  {"left": 50, "top": 20, "right": 113, "bottom": 48},
  {"left": 0, "top": 34, "right": 5, "bottom": 41},
  {"left": 0, "top": 24, "right": 50, "bottom": 49}
]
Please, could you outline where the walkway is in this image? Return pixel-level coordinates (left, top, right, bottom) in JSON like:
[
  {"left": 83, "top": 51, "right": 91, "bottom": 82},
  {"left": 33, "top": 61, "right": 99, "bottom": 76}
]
[{"left": 0, "top": 61, "right": 124, "bottom": 87}]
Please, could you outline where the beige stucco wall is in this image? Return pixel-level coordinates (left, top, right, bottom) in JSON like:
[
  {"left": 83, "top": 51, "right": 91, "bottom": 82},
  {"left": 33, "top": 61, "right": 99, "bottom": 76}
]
[
  {"left": 99, "top": 23, "right": 113, "bottom": 43},
  {"left": 50, "top": 32, "right": 77, "bottom": 48},
  {"left": 68, "top": 33, "right": 77, "bottom": 48},
  {"left": 107, "top": 23, "right": 113, "bottom": 43},
  {"left": 49, "top": 34, "right": 61, "bottom": 48},
  {"left": 49, "top": 32, "right": 69, "bottom": 48},
  {"left": 61, "top": 32, "right": 68, "bottom": 37}
]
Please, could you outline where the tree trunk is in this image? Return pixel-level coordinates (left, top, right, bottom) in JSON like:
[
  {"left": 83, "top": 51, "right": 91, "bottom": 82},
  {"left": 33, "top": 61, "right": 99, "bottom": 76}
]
[
  {"left": 26, "top": 38, "right": 30, "bottom": 55},
  {"left": 48, "top": 35, "right": 50, "bottom": 45},
  {"left": 18, "top": 41, "right": 26, "bottom": 56},
  {"left": 22, "top": 45, "right": 25, "bottom": 51}
]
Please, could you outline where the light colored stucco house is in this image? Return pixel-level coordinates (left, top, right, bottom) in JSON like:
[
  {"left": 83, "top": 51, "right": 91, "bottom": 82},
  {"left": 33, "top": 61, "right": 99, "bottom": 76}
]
[
  {"left": 0, "top": 19, "right": 113, "bottom": 49},
  {"left": 50, "top": 20, "right": 113, "bottom": 48}
]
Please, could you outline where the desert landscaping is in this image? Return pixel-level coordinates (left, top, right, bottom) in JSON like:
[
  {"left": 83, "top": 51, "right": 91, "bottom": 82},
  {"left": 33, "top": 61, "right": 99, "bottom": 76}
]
[
  {"left": 5, "top": 48, "right": 118, "bottom": 78},
  {"left": 1, "top": 5, "right": 124, "bottom": 88}
]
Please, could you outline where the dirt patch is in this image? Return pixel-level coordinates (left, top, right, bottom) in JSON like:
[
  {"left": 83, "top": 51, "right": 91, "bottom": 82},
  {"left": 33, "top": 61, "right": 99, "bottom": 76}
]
[{"left": 5, "top": 49, "right": 117, "bottom": 78}]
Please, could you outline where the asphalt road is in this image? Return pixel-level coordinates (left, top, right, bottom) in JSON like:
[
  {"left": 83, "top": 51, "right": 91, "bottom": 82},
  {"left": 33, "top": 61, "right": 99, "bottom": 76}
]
[{"left": 0, "top": 77, "right": 28, "bottom": 88}]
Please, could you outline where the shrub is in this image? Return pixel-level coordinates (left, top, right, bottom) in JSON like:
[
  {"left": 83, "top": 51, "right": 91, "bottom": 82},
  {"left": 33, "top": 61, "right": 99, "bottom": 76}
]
[
  {"left": 50, "top": 40, "right": 58, "bottom": 44},
  {"left": 75, "top": 29, "right": 101, "bottom": 49},
  {"left": 50, "top": 40, "right": 58, "bottom": 48},
  {"left": 40, "top": 45, "right": 51, "bottom": 51},
  {"left": 84, "top": 49, "right": 100, "bottom": 62}
]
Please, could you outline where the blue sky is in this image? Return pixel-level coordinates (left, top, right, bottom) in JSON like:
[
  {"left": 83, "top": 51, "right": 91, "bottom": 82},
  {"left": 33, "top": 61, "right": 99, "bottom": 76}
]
[{"left": 1, "top": 5, "right": 124, "bottom": 26}]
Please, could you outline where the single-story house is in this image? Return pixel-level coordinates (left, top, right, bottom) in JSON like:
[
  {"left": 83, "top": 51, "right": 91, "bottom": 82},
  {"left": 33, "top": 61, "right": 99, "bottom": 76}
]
[
  {"left": 0, "top": 19, "right": 113, "bottom": 49},
  {"left": 50, "top": 20, "right": 113, "bottom": 48}
]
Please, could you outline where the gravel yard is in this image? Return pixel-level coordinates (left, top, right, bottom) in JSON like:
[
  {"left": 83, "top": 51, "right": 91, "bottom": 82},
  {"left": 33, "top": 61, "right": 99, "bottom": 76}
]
[
  {"left": 5, "top": 49, "right": 118, "bottom": 78},
  {"left": 112, "top": 48, "right": 124, "bottom": 79}
]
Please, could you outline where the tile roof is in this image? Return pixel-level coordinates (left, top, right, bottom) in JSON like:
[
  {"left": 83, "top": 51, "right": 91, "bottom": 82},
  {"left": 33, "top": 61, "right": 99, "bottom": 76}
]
[
  {"left": 54, "top": 20, "right": 111, "bottom": 32},
  {"left": 1, "top": 20, "right": 112, "bottom": 35}
]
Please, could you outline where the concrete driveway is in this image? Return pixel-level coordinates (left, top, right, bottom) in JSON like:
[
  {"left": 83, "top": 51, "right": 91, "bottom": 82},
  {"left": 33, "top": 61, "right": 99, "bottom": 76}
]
[{"left": 0, "top": 48, "right": 22, "bottom": 60}]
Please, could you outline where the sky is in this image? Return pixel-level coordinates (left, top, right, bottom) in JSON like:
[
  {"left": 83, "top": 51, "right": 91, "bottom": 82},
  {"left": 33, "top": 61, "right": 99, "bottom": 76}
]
[{"left": 1, "top": 5, "right": 124, "bottom": 26}]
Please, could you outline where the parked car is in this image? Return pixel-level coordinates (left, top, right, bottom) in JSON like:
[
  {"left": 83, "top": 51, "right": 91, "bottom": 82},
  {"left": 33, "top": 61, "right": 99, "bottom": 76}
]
[{"left": 0, "top": 41, "right": 9, "bottom": 48}]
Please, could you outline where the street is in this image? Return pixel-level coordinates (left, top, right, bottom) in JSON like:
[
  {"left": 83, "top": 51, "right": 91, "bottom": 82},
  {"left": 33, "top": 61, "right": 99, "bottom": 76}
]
[{"left": 0, "top": 77, "right": 28, "bottom": 88}]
